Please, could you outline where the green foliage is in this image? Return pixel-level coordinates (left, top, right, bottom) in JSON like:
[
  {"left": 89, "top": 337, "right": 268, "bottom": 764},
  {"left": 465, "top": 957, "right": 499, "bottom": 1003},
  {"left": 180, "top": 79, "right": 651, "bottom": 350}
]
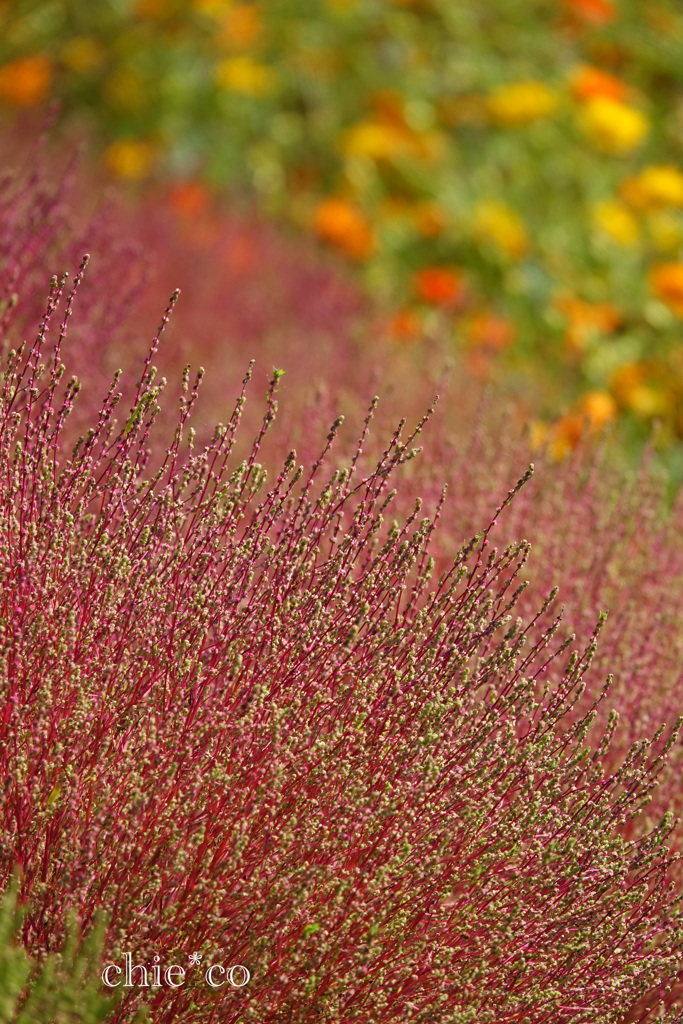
[{"left": 0, "top": 877, "right": 147, "bottom": 1024}]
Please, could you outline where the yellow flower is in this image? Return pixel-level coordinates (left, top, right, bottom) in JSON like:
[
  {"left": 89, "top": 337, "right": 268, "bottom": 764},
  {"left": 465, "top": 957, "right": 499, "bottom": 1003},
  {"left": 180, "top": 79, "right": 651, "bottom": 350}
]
[
  {"left": 646, "top": 212, "right": 683, "bottom": 252},
  {"left": 472, "top": 200, "right": 527, "bottom": 259},
  {"left": 105, "top": 139, "right": 157, "bottom": 179},
  {"left": 487, "top": 80, "right": 559, "bottom": 126},
  {"left": 215, "top": 56, "right": 275, "bottom": 96},
  {"left": 61, "top": 37, "right": 105, "bottom": 75},
  {"left": 592, "top": 199, "right": 640, "bottom": 246},
  {"left": 192, "top": 0, "right": 232, "bottom": 16},
  {"left": 621, "top": 165, "right": 683, "bottom": 210},
  {"left": 342, "top": 119, "right": 444, "bottom": 166},
  {"left": 624, "top": 385, "right": 668, "bottom": 417},
  {"left": 579, "top": 97, "right": 649, "bottom": 155},
  {"left": 342, "top": 120, "right": 410, "bottom": 162},
  {"left": 528, "top": 419, "right": 549, "bottom": 450}
]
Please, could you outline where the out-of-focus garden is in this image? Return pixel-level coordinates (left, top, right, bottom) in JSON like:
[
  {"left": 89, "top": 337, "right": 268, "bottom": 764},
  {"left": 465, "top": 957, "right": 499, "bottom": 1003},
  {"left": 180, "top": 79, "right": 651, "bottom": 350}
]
[
  {"left": 2, "top": 0, "right": 683, "bottom": 472},
  {"left": 7, "top": 6, "right": 683, "bottom": 1021}
]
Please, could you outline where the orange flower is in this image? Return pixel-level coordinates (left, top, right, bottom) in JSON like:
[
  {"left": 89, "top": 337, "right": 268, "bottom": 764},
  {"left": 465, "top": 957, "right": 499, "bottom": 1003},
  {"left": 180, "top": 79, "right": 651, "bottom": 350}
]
[
  {"left": 412, "top": 200, "right": 448, "bottom": 237},
  {"left": 555, "top": 295, "right": 620, "bottom": 351},
  {"left": 0, "top": 55, "right": 52, "bottom": 106},
  {"left": 578, "top": 390, "right": 617, "bottom": 430},
  {"left": 648, "top": 262, "right": 683, "bottom": 317},
  {"left": 549, "top": 413, "right": 585, "bottom": 460},
  {"left": 387, "top": 307, "right": 422, "bottom": 341},
  {"left": 217, "top": 4, "right": 263, "bottom": 50},
  {"left": 466, "top": 311, "right": 515, "bottom": 351},
  {"left": 168, "top": 181, "right": 210, "bottom": 218},
  {"left": 370, "top": 89, "right": 406, "bottom": 125},
  {"left": 549, "top": 395, "right": 615, "bottom": 459},
  {"left": 225, "top": 230, "right": 258, "bottom": 273},
  {"left": 465, "top": 350, "right": 494, "bottom": 380},
  {"left": 563, "top": 0, "right": 617, "bottom": 27},
  {"left": 313, "top": 197, "right": 374, "bottom": 260},
  {"left": 413, "top": 266, "right": 465, "bottom": 306},
  {"left": 611, "top": 361, "right": 645, "bottom": 402},
  {"left": 569, "top": 65, "right": 629, "bottom": 104},
  {"left": 611, "top": 363, "right": 668, "bottom": 416}
]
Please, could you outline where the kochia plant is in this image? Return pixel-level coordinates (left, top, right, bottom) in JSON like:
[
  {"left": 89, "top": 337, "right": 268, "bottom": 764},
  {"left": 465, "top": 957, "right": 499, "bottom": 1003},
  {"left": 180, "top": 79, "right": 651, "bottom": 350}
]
[{"left": 1, "top": 258, "right": 682, "bottom": 1024}]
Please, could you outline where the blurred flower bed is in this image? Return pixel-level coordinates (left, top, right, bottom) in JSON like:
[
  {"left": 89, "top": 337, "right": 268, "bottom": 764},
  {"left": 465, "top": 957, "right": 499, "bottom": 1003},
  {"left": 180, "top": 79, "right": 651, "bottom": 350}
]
[{"left": 2, "top": 0, "right": 683, "bottom": 469}]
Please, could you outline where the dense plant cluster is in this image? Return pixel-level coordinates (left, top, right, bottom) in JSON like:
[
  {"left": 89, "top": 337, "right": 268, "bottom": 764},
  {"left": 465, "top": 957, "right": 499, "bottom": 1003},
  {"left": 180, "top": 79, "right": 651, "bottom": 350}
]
[
  {"left": 8, "top": 137, "right": 683, "bottom": 846},
  {"left": 1, "top": 171, "right": 683, "bottom": 1021},
  {"left": 3, "top": 0, "right": 683, "bottom": 457},
  {"left": 1, "top": 264, "right": 683, "bottom": 1023}
]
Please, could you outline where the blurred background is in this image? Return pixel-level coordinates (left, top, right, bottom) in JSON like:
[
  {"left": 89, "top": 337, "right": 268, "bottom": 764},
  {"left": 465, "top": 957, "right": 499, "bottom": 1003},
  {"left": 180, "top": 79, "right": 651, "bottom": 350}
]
[{"left": 2, "top": 0, "right": 683, "bottom": 478}]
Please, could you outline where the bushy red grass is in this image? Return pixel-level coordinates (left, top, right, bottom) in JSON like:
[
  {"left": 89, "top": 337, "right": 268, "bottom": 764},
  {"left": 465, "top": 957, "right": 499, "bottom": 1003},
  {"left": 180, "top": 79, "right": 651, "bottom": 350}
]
[
  {"left": 2, "top": 127, "right": 683, "bottom": 1022},
  {"left": 1, "top": 256, "right": 682, "bottom": 1022}
]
